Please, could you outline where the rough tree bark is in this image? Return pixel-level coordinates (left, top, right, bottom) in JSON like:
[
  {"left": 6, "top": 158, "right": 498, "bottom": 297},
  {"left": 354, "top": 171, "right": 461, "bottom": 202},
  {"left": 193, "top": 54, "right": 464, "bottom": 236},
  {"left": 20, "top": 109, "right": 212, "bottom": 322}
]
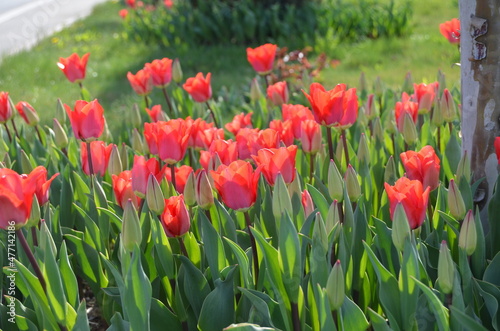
[{"left": 460, "top": 0, "right": 500, "bottom": 230}]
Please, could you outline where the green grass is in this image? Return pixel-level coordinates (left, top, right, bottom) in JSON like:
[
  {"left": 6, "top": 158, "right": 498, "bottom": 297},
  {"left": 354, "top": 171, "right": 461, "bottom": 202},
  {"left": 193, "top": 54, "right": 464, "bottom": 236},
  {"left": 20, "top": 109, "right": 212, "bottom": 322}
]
[{"left": 0, "top": 0, "right": 460, "bottom": 135}]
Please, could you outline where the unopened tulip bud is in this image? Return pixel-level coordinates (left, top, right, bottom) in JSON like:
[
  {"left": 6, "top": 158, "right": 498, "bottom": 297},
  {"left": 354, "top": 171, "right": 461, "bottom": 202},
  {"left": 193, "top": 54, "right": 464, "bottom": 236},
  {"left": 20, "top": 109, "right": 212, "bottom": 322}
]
[
  {"left": 326, "top": 200, "right": 341, "bottom": 234},
  {"left": 437, "top": 69, "right": 446, "bottom": 94},
  {"left": 101, "top": 120, "right": 112, "bottom": 141},
  {"left": 53, "top": 118, "right": 68, "bottom": 149},
  {"left": 313, "top": 212, "right": 328, "bottom": 254},
  {"left": 437, "top": 240, "right": 455, "bottom": 294},
  {"left": 374, "top": 76, "right": 383, "bottom": 98},
  {"left": 119, "top": 143, "right": 129, "bottom": 169},
  {"left": 108, "top": 145, "right": 123, "bottom": 175},
  {"left": 328, "top": 160, "right": 344, "bottom": 202},
  {"left": 21, "top": 150, "right": 34, "bottom": 173},
  {"left": 250, "top": 77, "right": 262, "bottom": 101},
  {"left": 131, "top": 128, "right": 147, "bottom": 154},
  {"left": 459, "top": 210, "right": 477, "bottom": 256},
  {"left": 402, "top": 112, "right": 418, "bottom": 145},
  {"left": 431, "top": 97, "right": 444, "bottom": 127},
  {"left": 364, "top": 94, "right": 377, "bottom": 120},
  {"left": 384, "top": 156, "right": 397, "bottom": 186},
  {"left": 383, "top": 113, "right": 397, "bottom": 135},
  {"left": 146, "top": 173, "right": 165, "bottom": 215},
  {"left": 441, "top": 89, "right": 457, "bottom": 123},
  {"left": 456, "top": 151, "right": 471, "bottom": 183},
  {"left": 287, "top": 170, "right": 302, "bottom": 200},
  {"left": 326, "top": 260, "right": 345, "bottom": 311},
  {"left": 196, "top": 170, "right": 214, "bottom": 209},
  {"left": 208, "top": 152, "right": 222, "bottom": 172},
  {"left": 183, "top": 171, "right": 196, "bottom": 206},
  {"left": 391, "top": 203, "right": 410, "bottom": 251},
  {"left": 121, "top": 199, "right": 142, "bottom": 252},
  {"left": 172, "top": 58, "right": 183, "bottom": 83},
  {"left": 401, "top": 71, "right": 414, "bottom": 94},
  {"left": 3, "top": 153, "right": 11, "bottom": 168},
  {"left": 131, "top": 103, "right": 142, "bottom": 128},
  {"left": 335, "top": 140, "right": 344, "bottom": 165},
  {"left": 20, "top": 102, "right": 40, "bottom": 126},
  {"left": 56, "top": 98, "right": 67, "bottom": 123},
  {"left": 448, "top": 179, "right": 465, "bottom": 220},
  {"left": 357, "top": 133, "right": 370, "bottom": 166},
  {"left": 359, "top": 72, "right": 368, "bottom": 95},
  {"left": 301, "top": 190, "right": 314, "bottom": 218},
  {"left": 26, "top": 194, "right": 41, "bottom": 228},
  {"left": 345, "top": 165, "right": 361, "bottom": 202},
  {"left": 272, "top": 173, "right": 293, "bottom": 221}
]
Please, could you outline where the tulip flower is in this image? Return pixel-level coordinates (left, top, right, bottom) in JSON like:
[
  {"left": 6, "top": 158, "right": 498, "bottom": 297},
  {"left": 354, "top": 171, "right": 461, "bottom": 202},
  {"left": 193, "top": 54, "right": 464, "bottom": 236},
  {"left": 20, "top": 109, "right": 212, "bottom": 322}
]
[
  {"left": 384, "top": 177, "right": 430, "bottom": 229},
  {"left": 210, "top": 160, "right": 261, "bottom": 211},
  {"left": 57, "top": 53, "right": 89, "bottom": 83},
  {"left": 439, "top": 18, "right": 460, "bottom": 44},
  {"left": 303, "top": 82, "right": 358, "bottom": 129},
  {"left": 301, "top": 190, "right": 314, "bottom": 218},
  {"left": 127, "top": 68, "right": 153, "bottom": 96},
  {"left": 112, "top": 170, "right": 140, "bottom": 209},
  {"left": 145, "top": 105, "right": 167, "bottom": 122},
  {"left": 187, "top": 117, "right": 223, "bottom": 149},
  {"left": 24, "top": 166, "right": 59, "bottom": 206},
  {"left": 15, "top": 101, "right": 39, "bottom": 126},
  {"left": 144, "top": 58, "right": 173, "bottom": 88},
  {"left": 400, "top": 145, "right": 441, "bottom": 191},
  {"left": 160, "top": 195, "right": 191, "bottom": 237},
  {"left": 65, "top": 99, "right": 105, "bottom": 140},
  {"left": 80, "top": 141, "right": 114, "bottom": 176},
  {"left": 267, "top": 81, "right": 289, "bottom": 107},
  {"left": 225, "top": 112, "right": 253, "bottom": 135},
  {"left": 0, "top": 168, "right": 37, "bottom": 229},
  {"left": 0, "top": 91, "right": 13, "bottom": 123},
  {"left": 270, "top": 119, "right": 294, "bottom": 146},
  {"left": 131, "top": 155, "right": 165, "bottom": 198},
  {"left": 252, "top": 145, "right": 298, "bottom": 186},
  {"left": 440, "top": 88, "right": 458, "bottom": 122},
  {"left": 246, "top": 43, "right": 277, "bottom": 75},
  {"left": 394, "top": 92, "right": 418, "bottom": 133},
  {"left": 164, "top": 0, "right": 173, "bottom": 9},
  {"left": 183, "top": 72, "right": 212, "bottom": 103},
  {"left": 413, "top": 82, "right": 439, "bottom": 114},
  {"left": 236, "top": 128, "right": 280, "bottom": 161},
  {"left": 195, "top": 169, "right": 214, "bottom": 209},
  {"left": 119, "top": 9, "right": 128, "bottom": 19},
  {"left": 199, "top": 139, "right": 238, "bottom": 170},
  {"left": 300, "top": 120, "right": 322, "bottom": 155},
  {"left": 495, "top": 137, "right": 500, "bottom": 164},
  {"left": 165, "top": 165, "right": 194, "bottom": 194},
  {"left": 282, "top": 103, "right": 314, "bottom": 139},
  {"left": 144, "top": 119, "right": 191, "bottom": 164}
]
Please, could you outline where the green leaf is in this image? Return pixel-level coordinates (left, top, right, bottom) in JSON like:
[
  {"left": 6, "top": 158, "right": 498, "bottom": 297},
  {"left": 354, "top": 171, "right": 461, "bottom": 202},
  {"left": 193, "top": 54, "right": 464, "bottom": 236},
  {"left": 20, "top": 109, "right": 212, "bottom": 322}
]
[
  {"left": 224, "top": 323, "right": 276, "bottom": 330},
  {"left": 151, "top": 218, "right": 174, "bottom": 279},
  {"left": 413, "top": 277, "right": 449, "bottom": 331},
  {"left": 198, "top": 266, "right": 237, "bottom": 331},
  {"left": 58, "top": 242, "right": 79, "bottom": 308},
  {"left": 399, "top": 238, "right": 419, "bottom": 330},
  {"left": 107, "top": 312, "right": 130, "bottom": 331},
  {"left": 74, "top": 300, "right": 91, "bottom": 331},
  {"left": 450, "top": 306, "right": 487, "bottom": 331},
  {"left": 484, "top": 251, "right": 500, "bottom": 287},
  {"left": 151, "top": 298, "right": 182, "bottom": 331},
  {"left": 278, "top": 213, "right": 301, "bottom": 303},
  {"left": 367, "top": 308, "right": 393, "bottom": 331},
  {"left": 475, "top": 279, "right": 500, "bottom": 330},
  {"left": 340, "top": 296, "right": 369, "bottom": 330},
  {"left": 306, "top": 184, "right": 329, "bottom": 220},
  {"left": 488, "top": 176, "right": 500, "bottom": 257},
  {"left": 443, "top": 125, "right": 461, "bottom": 179},
  {"left": 239, "top": 287, "right": 276, "bottom": 328},
  {"left": 178, "top": 255, "right": 211, "bottom": 319},
  {"left": 224, "top": 237, "right": 251, "bottom": 288},
  {"left": 200, "top": 209, "right": 227, "bottom": 280}
]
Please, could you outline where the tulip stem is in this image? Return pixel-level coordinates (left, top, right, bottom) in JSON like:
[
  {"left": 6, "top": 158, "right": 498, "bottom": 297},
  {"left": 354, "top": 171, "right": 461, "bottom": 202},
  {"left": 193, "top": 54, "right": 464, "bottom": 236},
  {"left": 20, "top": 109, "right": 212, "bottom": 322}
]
[
  {"left": 205, "top": 101, "right": 219, "bottom": 128},
  {"left": 178, "top": 236, "right": 189, "bottom": 258},
  {"left": 244, "top": 211, "right": 259, "bottom": 287},
  {"left": 291, "top": 302, "right": 301, "bottom": 331},
  {"left": 391, "top": 133, "right": 396, "bottom": 157},
  {"left": 137, "top": 199, "right": 145, "bottom": 216},
  {"left": 309, "top": 153, "right": 315, "bottom": 184},
  {"left": 326, "top": 126, "right": 335, "bottom": 163},
  {"left": 31, "top": 227, "right": 38, "bottom": 247},
  {"left": 448, "top": 122, "right": 453, "bottom": 134},
  {"left": 162, "top": 86, "right": 174, "bottom": 117},
  {"left": 437, "top": 126, "right": 441, "bottom": 154},
  {"left": 3, "top": 122, "right": 12, "bottom": 142},
  {"left": 144, "top": 95, "right": 150, "bottom": 109},
  {"left": 17, "top": 229, "right": 47, "bottom": 293},
  {"left": 170, "top": 164, "right": 177, "bottom": 193},
  {"left": 85, "top": 141, "right": 95, "bottom": 177},
  {"left": 34, "top": 125, "right": 44, "bottom": 145},
  {"left": 341, "top": 130, "right": 350, "bottom": 167},
  {"left": 10, "top": 118, "right": 19, "bottom": 139}
]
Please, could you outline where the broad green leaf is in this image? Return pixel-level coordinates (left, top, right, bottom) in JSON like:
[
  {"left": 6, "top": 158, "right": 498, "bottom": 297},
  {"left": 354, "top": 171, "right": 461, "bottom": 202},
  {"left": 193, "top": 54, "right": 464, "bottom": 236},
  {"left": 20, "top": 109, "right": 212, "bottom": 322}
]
[
  {"left": 239, "top": 287, "right": 276, "bottom": 328},
  {"left": 224, "top": 323, "right": 276, "bottom": 330},
  {"left": 367, "top": 308, "right": 393, "bottom": 331},
  {"left": 449, "top": 306, "right": 488, "bottom": 331},
  {"left": 399, "top": 238, "right": 419, "bottom": 331},
  {"left": 151, "top": 219, "right": 174, "bottom": 279},
  {"left": 151, "top": 298, "right": 182, "bottom": 331},
  {"left": 178, "top": 255, "right": 211, "bottom": 319},
  {"left": 413, "top": 277, "right": 449, "bottom": 331},
  {"left": 340, "top": 296, "right": 369, "bottom": 330},
  {"left": 278, "top": 213, "right": 301, "bottom": 303},
  {"left": 471, "top": 209, "right": 486, "bottom": 278},
  {"left": 224, "top": 237, "right": 251, "bottom": 288},
  {"left": 200, "top": 209, "right": 227, "bottom": 280},
  {"left": 484, "top": 251, "right": 500, "bottom": 287},
  {"left": 107, "top": 312, "right": 130, "bottom": 331},
  {"left": 475, "top": 279, "right": 500, "bottom": 330},
  {"left": 58, "top": 242, "right": 79, "bottom": 308},
  {"left": 73, "top": 300, "right": 91, "bottom": 331},
  {"left": 488, "top": 176, "right": 500, "bottom": 257},
  {"left": 306, "top": 184, "right": 329, "bottom": 220}
]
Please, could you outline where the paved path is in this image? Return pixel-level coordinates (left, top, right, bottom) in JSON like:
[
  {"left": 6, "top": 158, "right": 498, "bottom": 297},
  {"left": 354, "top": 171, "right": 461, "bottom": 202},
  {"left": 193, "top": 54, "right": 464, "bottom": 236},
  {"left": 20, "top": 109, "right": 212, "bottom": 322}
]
[{"left": 0, "top": 0, "right": 109, "bottom": 58}]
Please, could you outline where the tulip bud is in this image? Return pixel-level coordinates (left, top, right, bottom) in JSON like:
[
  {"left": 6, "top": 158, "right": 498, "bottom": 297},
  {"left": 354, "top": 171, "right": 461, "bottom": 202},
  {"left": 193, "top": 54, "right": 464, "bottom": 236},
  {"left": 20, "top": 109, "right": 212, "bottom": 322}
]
[
  {"left": 131, "top": 128, "right": 147, "bottom": 154},
  {"left": 441, "top": 89, "right": 457, "bottom": 123},
  {"left": 456, "top": 151, "right": 471, "bottom": 183},
  {"left": 359, "top": 72, "right": 368, "bottom": 95},
  {"left": 21, "top": 150, "right": 34, "bottom": 173},
  {"left": 448, "top": 179, "right": 465, "bottom": 220},
  {"left": 357, "top": 133, "right": 370, "bottom": 166},
  {"left": 383, "top": 112, "right": 397, "bottom": 135},
  {"left": 287, "top": 170, "right": 302, "bottom": 200},
  {"left": 196, "top": 170, "right": 214, "bottom": 209},
  {"left": 327, "top": 160, "right": 344, "bottom": 202},
  {"left": 101, "top": 120, "right": 112, "bottom": 141},
  {"left": 326, "top": 260, "right": 345, "bottom": 311},
  {"left": 107, "top": 145, "right": 123, "bottom": 175},
  {"left": 250, "top": 77, "right": 262, "bottom": 102},
  {"left": 402, "top": 112, "right": 418, "bottom": 145},
  {"left": 335, "top": 140, "right": 344, "bottom": 166},
  {"left": 56, "top": 98, "right": 67, "bottom": 123},
  {"left": 131, "top": 103, "right": 142, "bottom": 128},
  {"left": 208, "top": 152, "right": 222, "bottom": 172},
  {"left": 121, "top": 199, "right": 142, "bottom": 252},
  {"left": 172, "top": 58, "right": 183, "bottom": 83},
  {"left": 183, "top": 171, "right": 196, "bottom": 206},
  {"left": 119, "top": 143, "right": 129, "bottom": 170},
  {"left": 374, "top": 76, "right": 383, "bottom": 98},
  {"left": 301, "top": 190, "right": 314, "bottom": 218},
  {"left": 53, "top": 118, "right": 68, "bottom": 149},
  {"left": 26, "top": 194, "right": 41, "bottom": 228},
  {"left": 345, "top": 165, "right": 361, "bottom": 202},
  {"left": 326, "top": 200, "right": 341, "bottom": 235},
  {"left": 364, "top": 94, "right": 377, "bottom": 120},
  {"left": 459, "top": 210, "right": 477, "bottom": 256},
  {"left": 272, "top": 173, "right": 293, "bottom": 222},
  {"left": 437, "top": 69, "right": 446, "bottom": 94},
  {"left": 431, "top": 98, "right": 444, "bottom": 127},
  {"left": 313, "top": 212, "right": 328, "bottom": 254},
  {"left": 437, "top": 240, "right": 455, "bottom": 294},
  {"left": 391, "top": 203, "right": 410, "bottom": 251},
  {"left": 3, "top": 153, "right": 11, "bottom": 168},
  {"left": 20, "top": 103, "right": 40, "bottom": 126},
  {"left": 401, "top": 71, "right": 414, "bottom": 94},
  {"left": 146, "top": 173, "right": 165, "bottom": 215},
  {"left": 384, "top": 156, "right": 398, "bottom": 186}
]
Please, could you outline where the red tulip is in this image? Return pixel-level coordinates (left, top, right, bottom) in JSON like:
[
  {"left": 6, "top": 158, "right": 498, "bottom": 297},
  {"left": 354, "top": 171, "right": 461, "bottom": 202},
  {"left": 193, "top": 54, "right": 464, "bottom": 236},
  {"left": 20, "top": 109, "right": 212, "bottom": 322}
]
[
  {"left": 15, "top": 101, "right": 39, "bottom": 126},
  {"left": 144, "top": 119, "right": 191, "bottom": 164},
  {"left": 0, "top": 168, "right": 36, "bottom": 229},
  {"left": 495, "top": 137, "right": 500, "bottom": 164},
  {"left": 246, "top": 43, "right": 277, "bottom": 74},
  {"left": 303, "top": 83, "right": 358, "bottom": 129},
  {"left": 400, "top": 145, "right": 441, "bottom": 191},
  {"left": 112, "top": 170, "right": 140, "bottom": 209},
  {"left": 183, "top": 72, "right": 212, "bottom": 102},
  {"left": 119, "top": 9, "right": 128, "bottom": 19},
  {"left": 282, "top": 103, "right": 314, "bottom": 139},
  {"left": 384, "top": 177, "right": 430, "bottom": 229},
  {"left": 131, "top": 155, "right": 165, "bottom": 198},
  {"left": 127, "top": 69, "right": 153, "bottom": 96},
  {"left": 199, "top": 139, "right": 238, "bottom": 170},
  {"left": 300, "top": 119, "right": 322, "bottom": 154},
  {"left": 0, "top": 91, "right": 13, "bottom": 123},
  {"left": 439, "top": 18, "right": 460, "bottom": 44},
  {"left": 225, "top": 112, "right": 253, "bottom": 135},
  {"left": 65, "top": 99, "right": 105, "bottom": 140},
  {"left": 252, "top": 145, "right": 298, "bottom": 186},
  {"left": 146, "top": 105, "right": 167, "bottom": 122},
  {"left": 186, "top": 117, "right": 223, "bottom": 149},
  {"left": 57, "top": 53, "right": 89, "bottom": 83},
  {"left": 81, "top": 141, "right": 113, "bottom": 176},
  {"left": 210, "top": 160, "right": 261, "bottom": 211},
  {"left": 267, "top": 81, "right": 289, "bottom": 107},
  {"left": 126, "top": 0, "right": 136, "bottom": 8},
  {"left": 301, "top": 190, "right": 314, "bottom": 218},
  {"left": 25, "top": 166, "right": 59, "bottom": 206},
  {"left": 413, "top": 82, "right": 439, "bottom": 114},
  {"left": 160, "top": 195, "right": 190, "bottom": 237},
  {"left": 164, "top": 0, "right": 173, "bottom": 9},
  {"left": 144, "top": 58, "right": 173, "bottom": 87},
  {"left": 269, "top": 119, "right": 294, "bottom": 146},
  {"left": 394, "top": 93, "right": 418, "bottom": 133},
  {"left": 236, "top": 128, "right": 280, "bottom": 160},
  {"left": 165, "top": 165, "right": 194, "bottom": 193}
]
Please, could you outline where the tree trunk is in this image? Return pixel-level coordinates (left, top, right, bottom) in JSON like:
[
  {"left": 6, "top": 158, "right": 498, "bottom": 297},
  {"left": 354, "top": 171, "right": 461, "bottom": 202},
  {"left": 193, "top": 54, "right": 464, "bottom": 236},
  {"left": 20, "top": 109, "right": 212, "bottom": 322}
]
[{"left": 460, "top": 0, "right": 500, "bottom": 231}]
